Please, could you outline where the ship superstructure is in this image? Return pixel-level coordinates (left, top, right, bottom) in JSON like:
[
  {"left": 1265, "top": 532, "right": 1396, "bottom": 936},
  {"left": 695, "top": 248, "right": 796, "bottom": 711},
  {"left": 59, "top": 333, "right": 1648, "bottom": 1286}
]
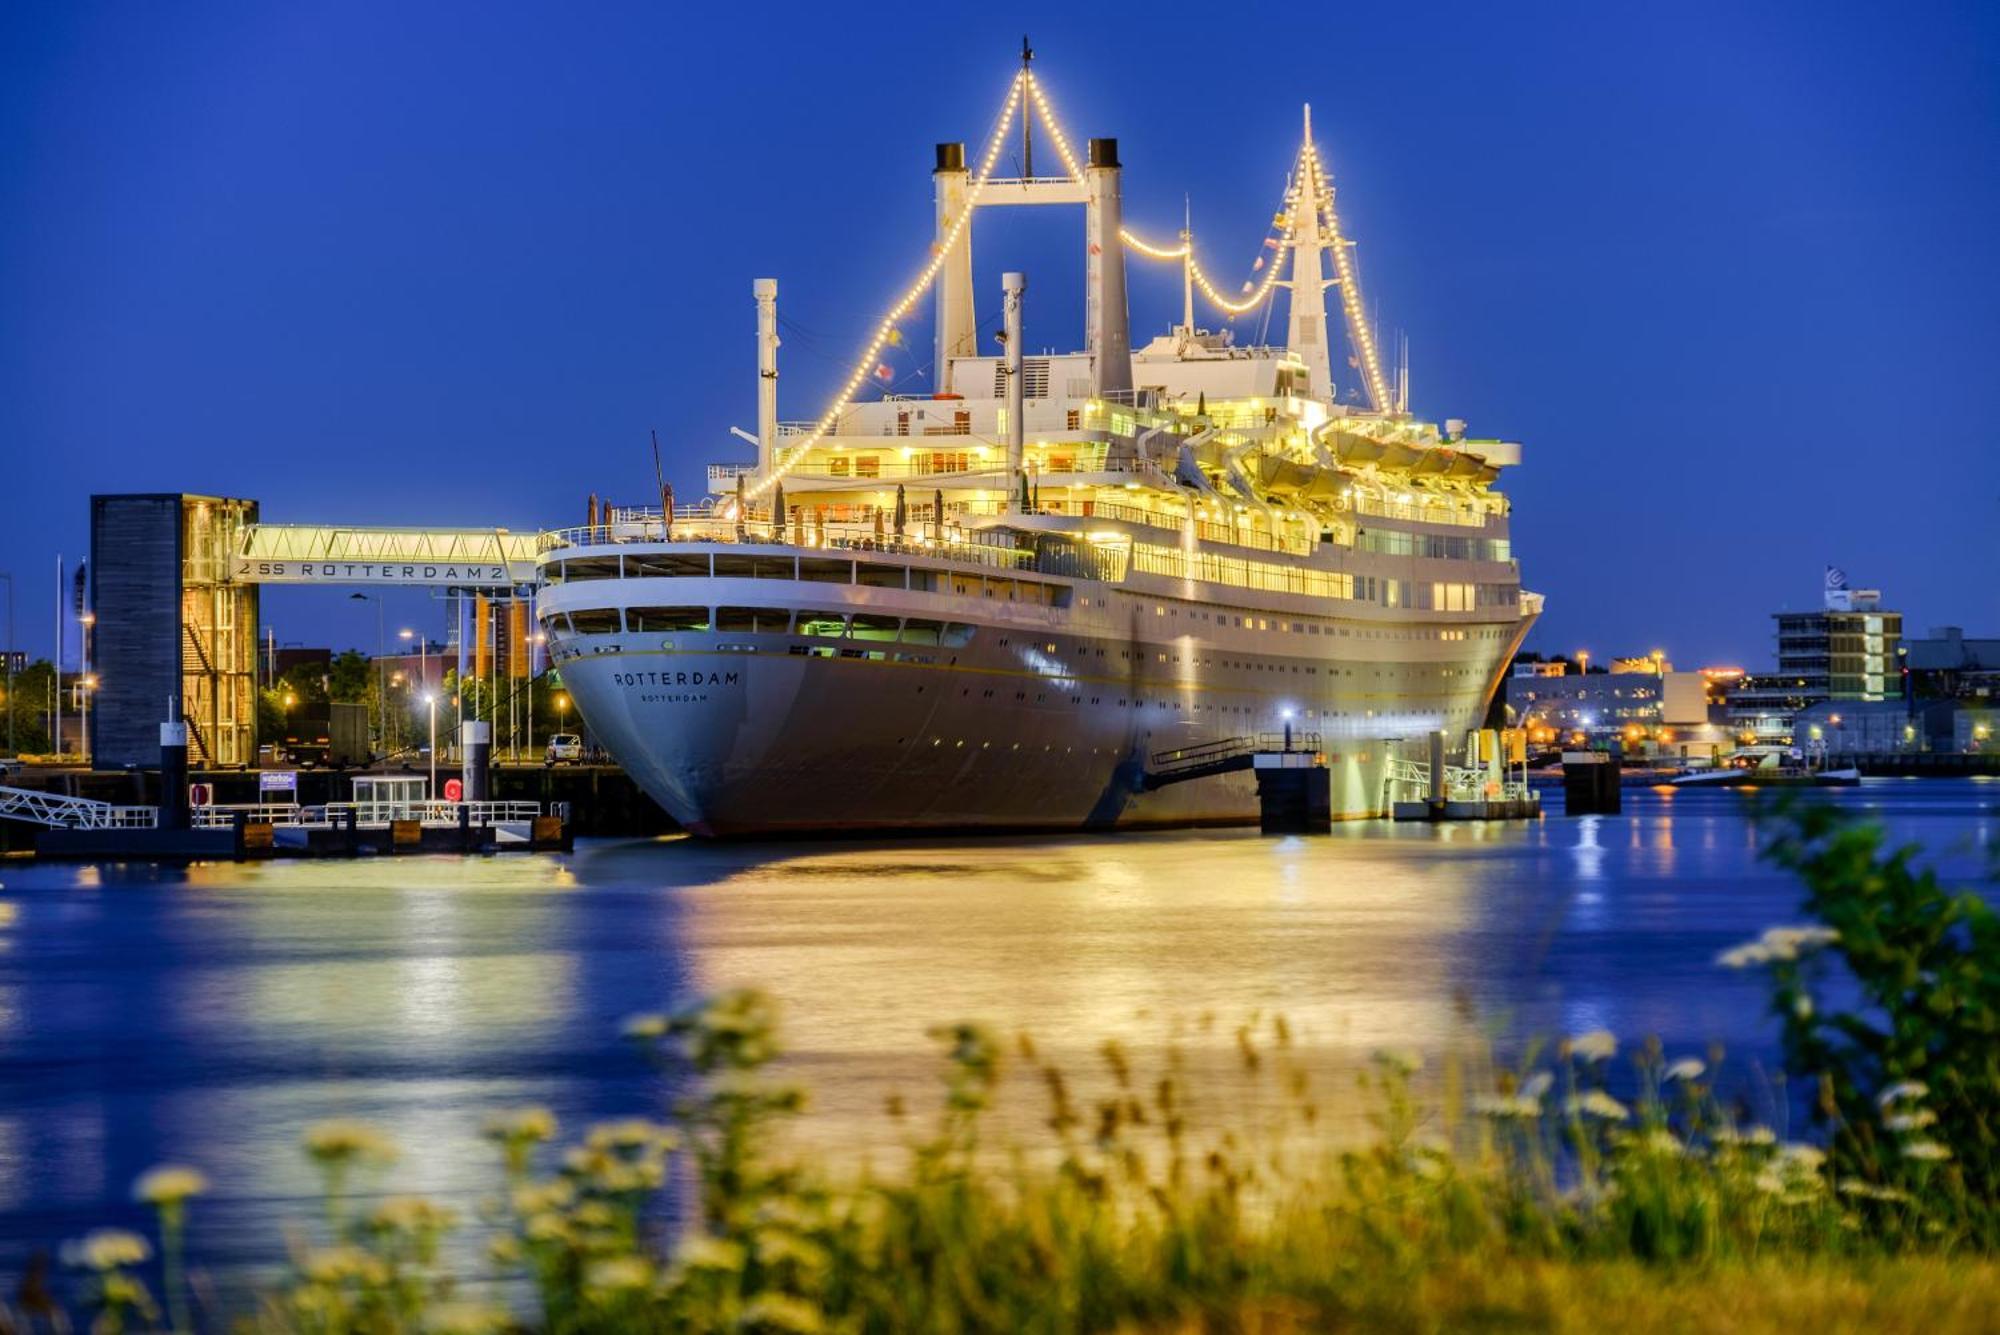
[{"left": 535, "top": 57, "right": 1539, "bottom": 835}]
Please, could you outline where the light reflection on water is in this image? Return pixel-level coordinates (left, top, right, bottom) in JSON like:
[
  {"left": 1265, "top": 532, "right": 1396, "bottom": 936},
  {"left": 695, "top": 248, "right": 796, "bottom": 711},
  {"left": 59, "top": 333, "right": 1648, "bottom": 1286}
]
[{"left": 0, "top": 781, "right": 1990, "bottom": 1286}]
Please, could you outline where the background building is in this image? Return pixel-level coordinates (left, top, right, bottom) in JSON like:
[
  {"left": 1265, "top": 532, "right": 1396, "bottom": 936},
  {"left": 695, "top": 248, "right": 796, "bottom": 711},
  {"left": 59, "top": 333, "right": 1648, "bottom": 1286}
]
[
  {"left": 1906, "top": 627, "right": 1999, "bottom": 701},
  {"left": 90, "top": 494, "right": 260, "bottom": 769},
  {"left": 1726, "top": 573, "right": 1901, "bottom": 744}
]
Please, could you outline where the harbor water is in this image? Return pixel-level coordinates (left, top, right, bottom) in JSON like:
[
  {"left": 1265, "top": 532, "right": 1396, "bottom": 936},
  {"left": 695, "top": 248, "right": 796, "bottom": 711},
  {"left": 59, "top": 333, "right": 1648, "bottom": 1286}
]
[{"left": 0, "top": 780, "right": 1994, "bottom": 1293}]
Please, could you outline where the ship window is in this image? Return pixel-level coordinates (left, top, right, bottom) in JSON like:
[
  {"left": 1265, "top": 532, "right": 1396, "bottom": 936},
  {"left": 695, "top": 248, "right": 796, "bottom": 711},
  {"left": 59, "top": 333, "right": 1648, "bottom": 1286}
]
[
  {"left": 626, "top": 606, "right": 709, "bottom": 632},
  {"left": 854, "top": 454, "right": 881, "bottom": 478},
  {"left": 562, "top": 557, "right": 624, "bottom": 582},
  {"left": 985, "top": 578, "right": 1016, "bottom": 601},
  {"left": 856, "top": 563, "right": 908, "bottom": 589},
  {"left": 849, "top": 613, "right": 902, "bottom": 641},
  {"left": 799, "top": 558, "right": 854, "bottom": 583},
  {"left": 797, "top": 610, "right": 849, "bottom": 637},
  {"left": 626, "top": 553, "right": 711, "bottom": 578},
  {"left": 900, "top": 618, "right": 943, "bottom": 645},
  {"left": 715, "top": 554, "right": 796, "bottom": 579},
  {"left": 715, "top": 606, "right": 789, "bottom": 633},
  {"left": 940, "top": 623, "right": 976, "bottom": 648},
  {"left": 567, "top": 608, "right": 622, "bottom": 634}
]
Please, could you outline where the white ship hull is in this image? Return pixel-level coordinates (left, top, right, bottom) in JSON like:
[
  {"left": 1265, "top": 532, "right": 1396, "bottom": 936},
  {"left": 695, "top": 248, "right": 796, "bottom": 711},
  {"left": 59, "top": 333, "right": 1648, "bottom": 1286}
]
[{"left": 544, "top": 556, "right": 1534, "bottom": 836}]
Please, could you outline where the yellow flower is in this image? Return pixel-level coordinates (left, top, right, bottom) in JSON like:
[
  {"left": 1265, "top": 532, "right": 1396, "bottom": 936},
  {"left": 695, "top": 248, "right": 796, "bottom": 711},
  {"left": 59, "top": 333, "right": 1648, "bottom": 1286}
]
[
  {"left": 482, "top": 1107, "right": 558, "bottom": 1146},
  {"left": 676, "top": 1235, "right": 747, "bottom": 1272},
  {"left": 133, "top": 1165, "right": 209, "bottom": 1206},
  {"left": 510, "top": 1179, "right": 577, "bottom": 1216},
  {"left": 620, "top": 1012, "right": 670, "bottom": 1040},
  {"left": 1567, "top": 1029, "right": 1617, "bottom": 1062},
  {"left": 302, "top": 1244, "right": 390, "bottom": 1286},
  {"left": 741, "top": 1293, "right": 827, "bottom": 1333},
  {"left": 63, "top": 1229, "right": 151, "bottom": 1271},
  {"left": 422, "top": 1301, "right": 511, "bottom": 1334},
  {"left": 367, "top": 1196, "right": 458, "bottom": 1235},
  {"left": 584, "top": 1256, "right": 654, "bottom": 1294},
  {"left": 585, "top": 1118, "right": 679, "bottom": 1153},
  {"left": 302, "top": 1120, "right": 398, "bottom": 1166}
]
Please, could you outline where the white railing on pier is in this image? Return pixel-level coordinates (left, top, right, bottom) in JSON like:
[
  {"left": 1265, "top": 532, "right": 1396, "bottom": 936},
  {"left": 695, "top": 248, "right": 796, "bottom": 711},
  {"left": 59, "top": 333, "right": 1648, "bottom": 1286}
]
[
  {"left": 192, "top": 800, "right": 543, "bottom": 829},
  {"left": 1385, "top": 760, "right": 1533, "bottom": 805},
  {"left": 0, "top": 785, "right": 158, "bottom": 830}
]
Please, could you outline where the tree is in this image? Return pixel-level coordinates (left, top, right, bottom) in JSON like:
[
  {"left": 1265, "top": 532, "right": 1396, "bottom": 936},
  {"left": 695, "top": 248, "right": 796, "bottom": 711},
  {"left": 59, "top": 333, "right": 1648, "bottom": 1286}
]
[{"left": 1, "top": 658, "right": 55, "bottom": 755}]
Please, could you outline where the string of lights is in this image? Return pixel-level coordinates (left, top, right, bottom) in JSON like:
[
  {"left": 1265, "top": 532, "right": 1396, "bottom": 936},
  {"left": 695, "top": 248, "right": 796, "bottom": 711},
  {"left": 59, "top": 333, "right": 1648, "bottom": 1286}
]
[
  {"left": 747, "top": 73, "right": 1025, "bottom": 500},
  {"left": 1024, "top": 74, "right": 1082, "bottom": 181},
  {"left": 1302, "top": 138, "right": 1391, "bottom": 412}
]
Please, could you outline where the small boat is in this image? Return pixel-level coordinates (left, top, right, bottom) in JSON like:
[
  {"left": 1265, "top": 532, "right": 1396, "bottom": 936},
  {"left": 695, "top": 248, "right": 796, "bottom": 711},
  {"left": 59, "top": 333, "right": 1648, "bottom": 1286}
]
[{"left": 1670, "top": 746, "right": 1861, "bottom": 789}]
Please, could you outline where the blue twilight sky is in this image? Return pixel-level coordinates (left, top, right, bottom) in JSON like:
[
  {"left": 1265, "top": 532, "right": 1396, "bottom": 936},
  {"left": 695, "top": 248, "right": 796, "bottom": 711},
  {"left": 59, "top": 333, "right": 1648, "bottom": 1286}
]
[{"left": 4, "top": 0, "right": 1998, "bottom": 668}]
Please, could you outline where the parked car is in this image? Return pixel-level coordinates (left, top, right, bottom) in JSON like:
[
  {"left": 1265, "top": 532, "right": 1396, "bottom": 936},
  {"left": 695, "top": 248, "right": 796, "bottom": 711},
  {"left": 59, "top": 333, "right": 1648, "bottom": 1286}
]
[
  {"left": 0, "top": 757, "right": 22, "bottom": 780},
  {"left": 546, "top": 733, "right": 584, "bottom": 765}
]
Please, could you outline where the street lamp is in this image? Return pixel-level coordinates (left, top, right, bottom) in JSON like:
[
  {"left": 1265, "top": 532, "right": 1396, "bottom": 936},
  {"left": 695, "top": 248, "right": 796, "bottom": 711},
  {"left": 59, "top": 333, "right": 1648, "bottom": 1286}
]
[
  {"left": 1575, "top": 649, "right": 1590, "bottom": 676},
  {"left": 0, "top": 570, "right": 12, "bottom": 755},
  {"left": 424, "top": 692, "right": 438, "bottom": 797}
]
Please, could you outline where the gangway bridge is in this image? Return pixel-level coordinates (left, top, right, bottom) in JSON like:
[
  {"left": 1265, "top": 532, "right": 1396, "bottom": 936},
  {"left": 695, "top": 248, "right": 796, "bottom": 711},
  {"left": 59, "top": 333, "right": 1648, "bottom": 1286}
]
[{"left": 230, "top": 525, "right": 541, "bottom": 586}]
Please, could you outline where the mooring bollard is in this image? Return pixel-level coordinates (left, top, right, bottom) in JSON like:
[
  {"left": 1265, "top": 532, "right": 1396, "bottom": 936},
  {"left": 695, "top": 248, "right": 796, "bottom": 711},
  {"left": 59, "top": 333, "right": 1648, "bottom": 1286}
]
[
  {"left": 159, "top": 717, "right": 190, "bottom": 831},
  {"left": 1562, "top": 751, "right": 1621, "bottom": 815}
]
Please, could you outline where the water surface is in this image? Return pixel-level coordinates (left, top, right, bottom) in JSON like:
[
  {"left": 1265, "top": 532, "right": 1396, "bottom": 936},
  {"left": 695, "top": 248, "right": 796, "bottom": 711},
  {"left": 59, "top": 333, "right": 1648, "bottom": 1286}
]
[{"left": 0, "top": 780, "right": 1992, "bottom": 1289}]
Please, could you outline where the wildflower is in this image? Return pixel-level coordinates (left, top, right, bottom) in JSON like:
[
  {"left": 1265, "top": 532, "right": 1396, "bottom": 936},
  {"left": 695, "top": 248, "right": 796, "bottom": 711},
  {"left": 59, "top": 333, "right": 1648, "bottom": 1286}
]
[
  {"left": 1717, "top": 941, "right": 1772, "bottom": 969},
  {"left": 1638, "top": 1129, "right": 1684, "bottom": 1156},
  {"left": 1779, "top": 1143, "right": 1826, "bottom": 1172},
  {"left": 302, "top": 1120, "right": 398, "bottom": 1166},
  {"left": 1837, "top": 1178, "right": 1910, "bottom": 1203},
  {"left": 1753, "top": 1169, "right": 1787, "bottom": 1195},
  {"left": 1902, "top": 1140, "right": 1952, "bottom": 1162},
  {"left": 1567, "top": 1029, "right": 1617, "bottom": 1062},
  {"left": 133, "top": 1165, "right": 208, "bottom": 1207},
  {"left": 423, "top": 1301, "right": 511, "bottom": 1334},
  {"left": 677, "top": 1235, "right": 748, "bottom": 1272},
  {"left": 740, "top": 1293, "right": 827, "bottom": 1333},
  {"left": 1885, "top": 1109, "right": 1938, "bottom": 1133},
  {"left": 584, "top": 1256, "right": 654, "bottom": 1294},
  {"left": 1519, "top": 1071, "right": 1553, "bottom": 1101},
  {"left": 1563, "top": 1090, "right": 1629, "bottom": 1121},
  {"left": 1717, "top": 925, "right": 1839, "bottom": 968},
  {"left": 1877, "top": 1081, "right": 1929, "bottom": 1109},
  {"left": 482, "top": 1107, "right": 557, "bottom": 1146},
  {"left": 523, "top": 1212, "right": 570, "bottom": 1244},
  {"left": 585, "top": 1118, "right": 678, "bottom": 1153},
  {"left": 511, "top": 1178, "right": 577, "bottom": 1216},
  {"left": 620, "top": 1012, "right": 670, "bottom": 1041},
  {"left": 1764, "top": 926, "right": 1838, "bottom": 956},
  {"left": 302, "top": 1244, "right": 390, "bottom": 1286},
  {"left": 1372, "top": 1047, "right": 1423, "bottom": 1075},
  {"left": 63, "top": 1229, "right": 151, "bottom": 1271},
  {"left": 1472, "top": 1093, "right": 1541, "bottom": 1119},
  {"left": 367, "top": 1196, "right": 458, "bottom": 1235},
  {"left": 1663, "top": 1058, "right": 1706, "bottom": 1082}
]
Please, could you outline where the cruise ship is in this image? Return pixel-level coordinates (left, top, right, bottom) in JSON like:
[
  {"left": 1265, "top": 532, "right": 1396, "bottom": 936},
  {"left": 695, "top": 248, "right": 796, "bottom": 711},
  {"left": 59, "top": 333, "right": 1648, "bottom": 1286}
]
[{"left": 536, "top": 60, "right": 1539, "bottom": 835}]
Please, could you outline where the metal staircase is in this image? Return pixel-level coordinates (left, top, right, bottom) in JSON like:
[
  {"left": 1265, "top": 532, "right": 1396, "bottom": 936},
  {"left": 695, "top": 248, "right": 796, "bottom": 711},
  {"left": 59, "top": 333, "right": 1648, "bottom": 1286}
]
[{"left": 1142, "top": 732, "right": 1321, "bottom": 790}]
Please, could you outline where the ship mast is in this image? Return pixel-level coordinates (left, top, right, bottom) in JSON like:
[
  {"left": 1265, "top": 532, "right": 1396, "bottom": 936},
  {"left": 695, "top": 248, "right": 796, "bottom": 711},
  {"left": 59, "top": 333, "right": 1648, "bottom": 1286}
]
[
  {"left": 1019, "top": 36, "right": 1034, "bottom": 178},
  {"left": 1281, "top": 105, "right": 1337, "bottom": 406}
]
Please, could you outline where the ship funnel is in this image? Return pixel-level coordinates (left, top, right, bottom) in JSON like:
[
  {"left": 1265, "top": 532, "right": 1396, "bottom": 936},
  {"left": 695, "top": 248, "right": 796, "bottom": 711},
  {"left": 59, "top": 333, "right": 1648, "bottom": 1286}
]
[
  {"left": 1002, "top": 271, "right": 1026, "bottom": 509},
  {"left": 1085, "top": 138, "right": 1132, "bottom": 398},
  {"left": 753, "top": 279, "right": 779, "bottom": 476},
  {"left": 933, "top": 141, "right": 976, "bottom": 395}
]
